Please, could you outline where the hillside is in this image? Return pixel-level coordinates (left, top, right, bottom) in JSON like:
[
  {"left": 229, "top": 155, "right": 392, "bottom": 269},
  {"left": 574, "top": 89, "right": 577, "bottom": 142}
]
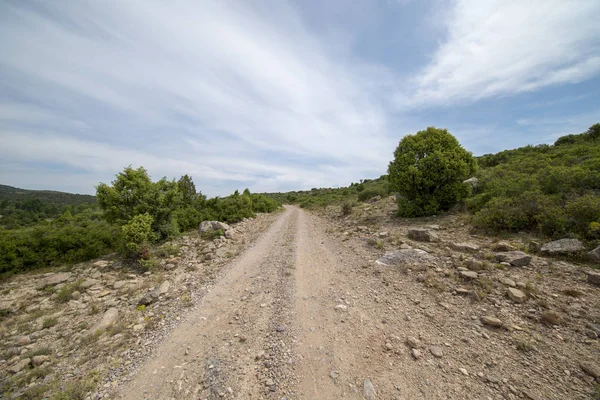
[
  {"left": 265, "top": 124, "right": 600, "bottom": 247},
  {"left": 0, "top": 185, "right": 96, "bottom": 206}
]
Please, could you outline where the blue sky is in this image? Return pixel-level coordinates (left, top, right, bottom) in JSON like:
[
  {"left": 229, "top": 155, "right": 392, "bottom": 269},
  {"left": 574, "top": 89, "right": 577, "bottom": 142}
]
[{"left": 1, "top": 0, "right": 599, "bottom": 196}]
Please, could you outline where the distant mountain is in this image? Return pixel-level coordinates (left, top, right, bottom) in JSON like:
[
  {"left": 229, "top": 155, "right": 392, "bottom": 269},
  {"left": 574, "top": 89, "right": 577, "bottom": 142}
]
[{"left": 0, "top": 184, "right": 96, "bottom": 207}]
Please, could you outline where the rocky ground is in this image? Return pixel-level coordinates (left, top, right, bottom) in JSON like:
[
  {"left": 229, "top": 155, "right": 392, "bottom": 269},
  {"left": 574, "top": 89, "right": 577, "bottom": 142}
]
[
  {"left": 0, "top": 212, "right": 279, "bottom": 399},
  {"left": 1, "top": 199, "right": 600, "bottom": 400}
]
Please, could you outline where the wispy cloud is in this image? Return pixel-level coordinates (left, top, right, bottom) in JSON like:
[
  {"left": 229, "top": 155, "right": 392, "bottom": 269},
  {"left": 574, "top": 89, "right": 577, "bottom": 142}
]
[{"left": 398, "top": 0, "right": 600, "bottom": 108}]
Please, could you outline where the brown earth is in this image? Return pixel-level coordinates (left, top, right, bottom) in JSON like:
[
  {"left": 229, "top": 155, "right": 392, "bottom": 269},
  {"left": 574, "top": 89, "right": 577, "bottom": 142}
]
[{"left": 2, "top": 201, "right": 600, "bottom": 400}]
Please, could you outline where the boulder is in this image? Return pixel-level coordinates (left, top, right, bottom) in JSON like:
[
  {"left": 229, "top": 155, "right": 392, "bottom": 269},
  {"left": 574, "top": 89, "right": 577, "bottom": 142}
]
[
  {"left": 450, "top": 242, "right": 480, "bottom": 253},
  {"left": 581, "top": 362, "right": 600, "bottom": 379},
  {"left": 375, "top": 249, "right": 437, "bottom": 268},
  {"left": 407, "top": 228, "right": 439, "bottom": 242},
  {"left": 540, "top": 238, "right": 585, "bottom": 255},
  {"left": 8, "top": 358, "right": 31, "bottom": 374},
  {"left": 587, "top": 271, "right": 600, "bottom": 286},
  {"left": 38, "top": 272, "right": 71, "bottom": 288},
  {"left": 587, "top": 245, "right": 600, "bottom": 263},
  {"left": 199, "top": 221, "right": 231, "bottom": 234},
  {"left": 89, "top": 308, "right": 119, "bottom": 334},
  {"left": 495, "top": 251, "right": 532, "bottom": 267}
]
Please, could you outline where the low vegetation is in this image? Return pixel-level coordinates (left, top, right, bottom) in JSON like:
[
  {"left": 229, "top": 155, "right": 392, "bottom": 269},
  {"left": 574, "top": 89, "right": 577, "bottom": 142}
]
[
  {"left": 0, "top": 167, "right": 280, "bottom": 277},
  {"left": 468, "top": 124, "right": 600, "bottom": 245}
]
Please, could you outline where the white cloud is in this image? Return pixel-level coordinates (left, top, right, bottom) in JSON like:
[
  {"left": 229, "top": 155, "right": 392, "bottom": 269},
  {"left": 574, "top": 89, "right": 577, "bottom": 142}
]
[
  {"left": 400, "top": 0, "right": 600, "bottom": 107},
  {"left": 0, "top": 1, "right": 393, "bottom": 195}
]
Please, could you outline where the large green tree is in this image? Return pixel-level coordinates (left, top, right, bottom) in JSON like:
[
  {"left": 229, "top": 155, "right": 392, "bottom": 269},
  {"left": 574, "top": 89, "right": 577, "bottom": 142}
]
[{"left": 388, "top": 127, "right": 477, "bottom": 217}]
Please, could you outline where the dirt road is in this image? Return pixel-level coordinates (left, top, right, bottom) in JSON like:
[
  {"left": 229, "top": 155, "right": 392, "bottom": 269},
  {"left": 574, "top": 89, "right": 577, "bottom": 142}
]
[
  {"left": 115, "top": 205, "right": 598, "bottom": 400},
  {"left": 117, "top": 205, "right": 397, "bottom": 399}
]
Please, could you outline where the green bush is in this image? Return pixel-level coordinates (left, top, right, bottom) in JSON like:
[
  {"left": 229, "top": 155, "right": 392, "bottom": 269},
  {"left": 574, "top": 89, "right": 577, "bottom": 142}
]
[
  {"left": 0, "top": 213, "right": 120, "bottom": 276},
  {"left": 388, "top": 127, "right": 477, "bottom": 217},
  {"left": 341, "top": 202, "right": 353, "bottom": 216},
  {"left": 471, "top": 123, "right": 600, "bottom": 241},
  {"left": 121, "top": 213, "right": 155, "bottom": 260}
]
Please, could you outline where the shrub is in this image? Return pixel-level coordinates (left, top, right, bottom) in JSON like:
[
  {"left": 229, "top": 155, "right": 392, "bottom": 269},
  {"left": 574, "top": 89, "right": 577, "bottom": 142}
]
[
  {"left": 388, "top": 127, "right": 477, "bottom": 217},
  {"left": 42, "top": 317, "right": 58, "bottom": 329},
  {"left": 121, "top": 213, "right": 155, "bottom": 260},
  {"left": 470, "top": 124, "right": 600, "bottom": 241},
  {"left": 341, "top": 202, "right": 353, "bottom": 216}
]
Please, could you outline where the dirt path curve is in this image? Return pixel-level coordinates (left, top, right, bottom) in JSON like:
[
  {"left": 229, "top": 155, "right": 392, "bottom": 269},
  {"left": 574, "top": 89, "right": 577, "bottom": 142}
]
[{"left": 116, "top": 205, "right": 415, "bottom": 400}]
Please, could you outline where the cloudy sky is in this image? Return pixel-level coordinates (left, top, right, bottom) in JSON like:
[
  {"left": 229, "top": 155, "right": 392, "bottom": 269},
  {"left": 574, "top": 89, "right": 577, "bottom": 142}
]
[{"left": 1, "top": 0, "right": 599, "bottom": 196}]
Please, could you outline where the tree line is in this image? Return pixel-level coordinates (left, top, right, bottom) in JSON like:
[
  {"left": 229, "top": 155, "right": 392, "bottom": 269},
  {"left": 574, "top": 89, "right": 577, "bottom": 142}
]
[{"left": 0, "top": 167, "right": 280, "bottom": 277}]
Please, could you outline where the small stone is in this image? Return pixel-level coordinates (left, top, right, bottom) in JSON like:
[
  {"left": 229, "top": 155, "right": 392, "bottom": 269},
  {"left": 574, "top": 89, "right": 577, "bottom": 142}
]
[
  {"left": 275, "top": 325, "right": 285, "bottom": 333},
  {"left": 330, "top": 370, "right": 339, "bottom": 380},
  {"left": 581, "top": 362, "right": 600, "bottom": 378},
  {"left": 430, "top": 346, "right": 443, "bottom": 358},
  {"left": 495, "top": 251, "right": 532, "bottom": 267},
  {"left": 466, "top": 259, "right": 484, "bottom": 271},
  {"left": 459, "top": 270, "right": 478, "bottom": 280},
  {"left": 523, "top": 390, "right": 543, "bottom": 400},
  {"left": 334, "top": 304, "right": 348, "bottom": 311},
  {"left": 493, "top": 241, "right": 517, "bottom": 251},
  {"left": 363, "top": 379, "right": 376, "bottom": 399},
  {"left": 541, "top": 311, "right": 563, "bottom": 325},
  {"left": 411, "top": 348, "right": 422, "bottom": 359},
  {"left": 481, "top": 316, "right": 503, "bottom": 328},
  {"left": 507, "top": 287, "right": 527, "bottom": 303},
  {"left": 89, "top": 308, "right": 119, "bottom": 334},
  {"left": 499, "top": 278, "right": 516, "bottom": 287},
  {"left": 406, "top": 336, "right": 421, "bottom": 349},
  {"left": 17, "top": 336, "right": 31, "bottom": 346},
  {"left": 459, "top": 368, "right": 469, "bottom": 376},
  {"left": 450, "top": 242, "right": 480, "bottom": 253},
  {"left": 32, "top": 355, "right": 50, "bottom": 367},
  {"left": 113, "top": 281, "right": 128, "bottom": 290},
  {"left": 407, "top": 228, "right": 439, "bottom": 242},
  {"left": 265, "top": 378, "right": 275, "bottom": 387},
  {"left": 71, "top": 291, "right": 81, "bottom": 300},
  {"left": 133, "top": 324, "right": 144, "bottom": 332},
  {"left": 385, "top": 342, "right": 393, "bottom": 351}
]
